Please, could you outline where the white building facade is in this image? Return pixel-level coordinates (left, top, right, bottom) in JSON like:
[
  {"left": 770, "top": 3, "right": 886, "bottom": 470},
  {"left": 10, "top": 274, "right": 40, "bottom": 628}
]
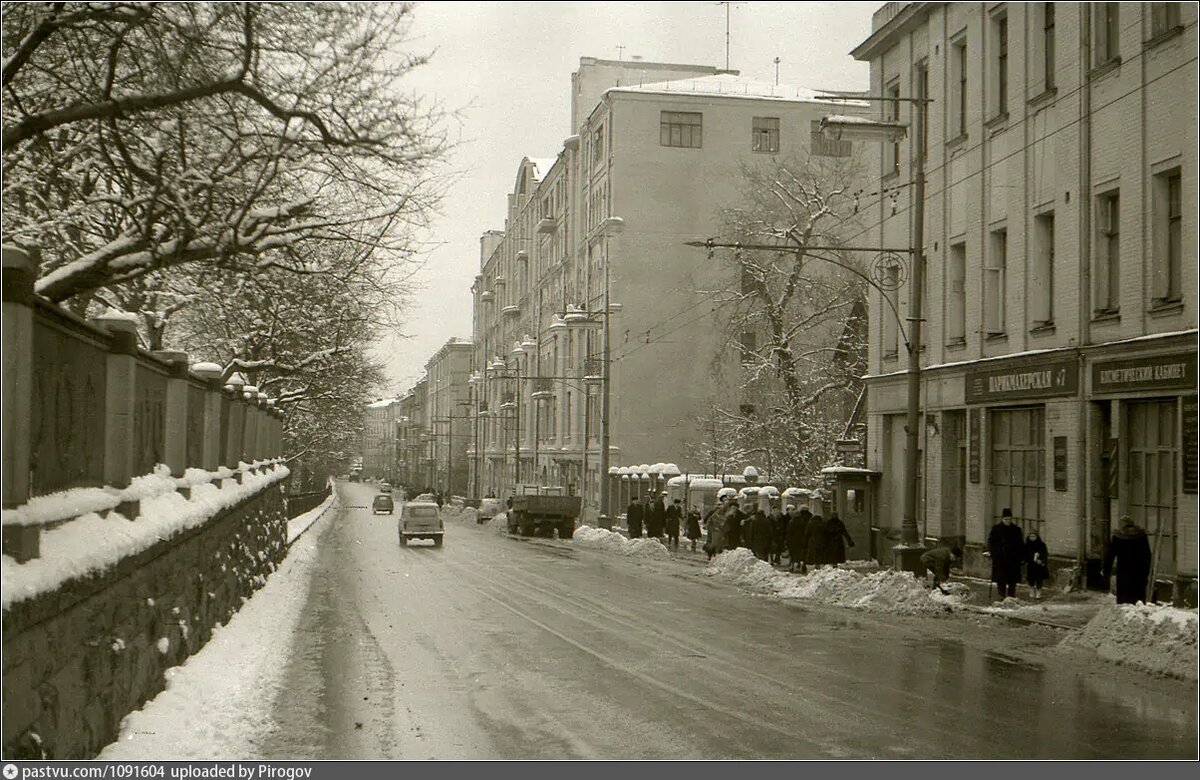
[{"left": 854, "top": 2, "right": 1197, "bottom": 601}]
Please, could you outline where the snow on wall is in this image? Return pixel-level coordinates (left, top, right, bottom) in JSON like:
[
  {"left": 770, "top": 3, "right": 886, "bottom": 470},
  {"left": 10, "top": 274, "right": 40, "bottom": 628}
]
[
  {"left": 1, "top": 464, "right": 289, "bottom": 611},
  {"left": 1062, "top": 603, "right": 1199, "bottom": 681}
]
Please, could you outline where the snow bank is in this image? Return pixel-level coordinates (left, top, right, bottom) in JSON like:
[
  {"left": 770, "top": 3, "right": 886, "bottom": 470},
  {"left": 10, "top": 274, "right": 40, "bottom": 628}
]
[
  {"left": 1062, "top": 603, "right": 1199, "bottom": 681},
  {"left": 286, "top": 493, "right": 335, "bottom": 545},
  {"left": 2, "top": 464, "right": 290, "bottom": 611},
  {"left": 705, "top": 549, "right": 959, "bottom": 615},
  {"left": 459, "top": 507, "right": 479, "bottom": 525},
  {"left": 572, "top": 526, "right": 672, "bottom": 560},
  {"left": 488, "top": 512, "right": 509, "bottom": 533},
  {"left": 98, "top": 490, "right": 332, "bottom": 760}
]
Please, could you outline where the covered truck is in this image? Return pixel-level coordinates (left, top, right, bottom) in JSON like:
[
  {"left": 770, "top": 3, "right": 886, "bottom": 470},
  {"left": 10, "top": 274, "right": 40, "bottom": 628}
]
[{"left": 507, "top": 494, "right": 582, "bottom": 539}]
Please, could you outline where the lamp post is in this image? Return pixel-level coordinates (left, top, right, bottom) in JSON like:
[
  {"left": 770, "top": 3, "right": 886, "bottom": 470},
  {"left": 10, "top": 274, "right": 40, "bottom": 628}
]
[{"left": 821, "top": 94, "right": 927, "bottom": 571}]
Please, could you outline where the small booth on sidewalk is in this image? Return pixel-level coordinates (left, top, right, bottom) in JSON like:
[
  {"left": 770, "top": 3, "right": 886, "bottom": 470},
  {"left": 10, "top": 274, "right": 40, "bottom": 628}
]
[{"left": 820, "top": 466, "right": 881, "bottom": 563}]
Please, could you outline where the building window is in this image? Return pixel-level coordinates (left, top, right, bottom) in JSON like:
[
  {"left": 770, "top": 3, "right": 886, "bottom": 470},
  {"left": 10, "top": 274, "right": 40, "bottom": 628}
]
[
  {"left": 1150, "top": 3, "right": 1181, "bottom": 37},
  {"left": 751, "top": 116, "right": 779, "bottom": 153},
  {"left": 992, "top": 13, "right": 1009, "bottom": 115},
  {"left": 660, "top": 111, "right": 702, "bottom": 148},
  {"left": 1042, "top": 3, "right": 1056, "bottom": 89},
  {"left": 990, "top": 406, "right": 1046, "bottom": 534},
  {"left": 984, "top": 229, "right": 1007, "bottom": 336},
  {"left": 1154, "top": 170, "right": 1183, "bottom": 303},
  {"left": 1095, "top": 191, "right": 1121, "bottom": 314},
  {"left": 592, "top": 125, "right": 604, "bottom": 166},
  {"left": 739, "top": 331, "right": 757, "bottom": 364},
  {"left": 810, "top": 119, "right": 851, "bottom": 157},
  {"left": 947, "top": 242, "right": 966, "bottom": 343},
  {"left": 1095, "top": 3, "right": 1121, "bottom": 65},
  {"left": 1032, "top": 213, "right": 1055, "bottom": 327},
  {"left": 885, "top": 80, "right": 901, "bottom": 176},
  {"left": 952, "top": 38, "right": 968, "bottom": 138}
]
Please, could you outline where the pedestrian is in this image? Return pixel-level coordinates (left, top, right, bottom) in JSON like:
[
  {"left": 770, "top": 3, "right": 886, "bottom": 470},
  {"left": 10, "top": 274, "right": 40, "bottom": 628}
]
[
  {"left": 645, "top": 496, "right": 665, "bottom": 540},
  {"left": 685, "top": 508, "right": 702, "bottom": 552},
  {"left": 704, "top": 497, "right": 730, "bottom": 559},
  {"left": 786, "top": 507, "right": 811, "bottom": 572},
  {"left": 824, "top": 512, "right": 855, "bottom": 565},
  {"left": 1023, "top": 531, "right": 1050, "bottom": 600},
  {"left": 773, "top": 506, "right": 790, "bottom": 565},
  {"left": 804, "top": 513, "right": 827, "bottom": 571},
  {"left": 987, "top": 508, "right": 1024, "bottom": 600},
  {"left": 919, "top": 545, "right": 962, "bottom": 588},
  {"left": 665, "top": 499, "right": 682, "bottom": 550},
  {"left": 626, "top": 498, "right": 643, "bottom": 539},
  {"left": 1103, "top": 515, "right": 1152, "bottom": 605},
  {"left": 724, "top": 500, "right": 743, "bottom": 550},
  {"left": 750, "top": 508, "right": 773, "bottom": 561}
]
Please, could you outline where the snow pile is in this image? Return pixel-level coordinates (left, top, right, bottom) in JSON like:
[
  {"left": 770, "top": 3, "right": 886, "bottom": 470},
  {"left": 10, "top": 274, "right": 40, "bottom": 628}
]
[
  {"left": 99, "top": 491, "right": 332, "bottom": 760},
  {"left": 705, "top": 549, "right": 958, "bottom": 615},
  {"left": 1062, "top": 603, "right": 1199, "bottom": 681},
  {"left": 2, "top": 464, "right": 289, "bottom": 610},
  {"left": 572, "top": 526, "right": 672, "bottom": 559},
  {"left": 459, "top": 507, "right": 479, "bottom": 525},
  {"left": 489, "top": 512, "right": 509, "bottom": 533},
  {"left": 286, "top": 493, "right": 335, "bottom": 544}
]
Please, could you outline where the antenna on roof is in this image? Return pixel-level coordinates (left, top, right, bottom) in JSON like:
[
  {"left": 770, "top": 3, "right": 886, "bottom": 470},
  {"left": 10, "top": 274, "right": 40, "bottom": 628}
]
[
  {"left": 616, "top": 44, "right": 625, "bottom": 62},
  {"left": 774, "top": 56, "right": 781, "bottom": 85}
]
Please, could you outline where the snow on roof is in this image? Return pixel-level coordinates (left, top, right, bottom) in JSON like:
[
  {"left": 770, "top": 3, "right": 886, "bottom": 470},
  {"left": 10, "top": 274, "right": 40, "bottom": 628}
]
[
  {"left": 529, "top": 157, "right": 559, "bottom": 179},
  {"left": 821, "top": 113, "right": 884, "bottom": 125},
  {"left": 367, "top": 398, "right": 397, "bottom": 409},
  {"left": 820, "top": 466, "right": 881, "bottom": 476},
  {"left": 607, "top": 74, "right": 869, "bottom": 106}
]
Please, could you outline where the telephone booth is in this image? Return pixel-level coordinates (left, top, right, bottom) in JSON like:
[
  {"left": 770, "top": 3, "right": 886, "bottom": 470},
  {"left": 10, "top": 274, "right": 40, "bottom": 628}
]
[{"left": 819, "top": 467, "right": 880, "bottom": 562}]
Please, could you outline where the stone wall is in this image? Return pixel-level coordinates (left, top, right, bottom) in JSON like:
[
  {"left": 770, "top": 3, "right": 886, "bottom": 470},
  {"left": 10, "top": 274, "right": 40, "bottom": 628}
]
[{"left": 2, "top": 481, "right": 289, "bottom": 759}]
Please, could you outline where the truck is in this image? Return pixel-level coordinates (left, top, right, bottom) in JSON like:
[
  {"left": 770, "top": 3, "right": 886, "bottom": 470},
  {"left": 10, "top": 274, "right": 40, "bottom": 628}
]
[{"left": 506, "top": 494, "right": 582, "bottom": 539}]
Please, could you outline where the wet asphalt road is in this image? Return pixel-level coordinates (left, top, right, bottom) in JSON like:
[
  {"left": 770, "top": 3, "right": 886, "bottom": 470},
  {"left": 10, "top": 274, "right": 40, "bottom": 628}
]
[{"left": 260, "top": 482, "right": 1197, "bottom": 759}]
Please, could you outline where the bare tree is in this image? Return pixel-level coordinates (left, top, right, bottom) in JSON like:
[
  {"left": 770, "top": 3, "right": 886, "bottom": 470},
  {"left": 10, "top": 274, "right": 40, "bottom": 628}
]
[{"left": 693, "top": 151, "right": 869, "bottom": 485}]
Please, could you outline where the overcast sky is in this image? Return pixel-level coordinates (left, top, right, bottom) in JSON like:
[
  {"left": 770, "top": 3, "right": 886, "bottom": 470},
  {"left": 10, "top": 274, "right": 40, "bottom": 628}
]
[{"left": 377, "top": 1, "right": 878, "bottom": 394}]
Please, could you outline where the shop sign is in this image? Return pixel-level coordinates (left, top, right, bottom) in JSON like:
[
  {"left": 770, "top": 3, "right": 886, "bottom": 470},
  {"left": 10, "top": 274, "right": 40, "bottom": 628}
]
[
  {"left": 1184, "top": 396, "right": 1198, "bottom": 495},
  {"left": 1091, "top": 352, "right": 1197, "bottom": 394},
  {"left": 965, "top": 358, "right": 1079, "bottom": 403},
  {"left": 1053, "top": 436, "right": 1068, "bottom": 492}
]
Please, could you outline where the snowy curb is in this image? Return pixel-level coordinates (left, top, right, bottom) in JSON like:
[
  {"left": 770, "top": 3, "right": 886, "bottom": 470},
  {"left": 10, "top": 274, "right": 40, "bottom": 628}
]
[
  {"left": 571, "top": 525, "right": 672, "bottom": 560},
  {"left": 2, "top": 464, "right": 290, "bottom": 611},
  {"left": 286, "top": 493, "right": 338, "bottom": 546},
  {"left": 704, "top": 548, "right": 969, "bottom": 615},
  {"left": 1060, "top": 602, "right": 1199, "bottom": 681}
]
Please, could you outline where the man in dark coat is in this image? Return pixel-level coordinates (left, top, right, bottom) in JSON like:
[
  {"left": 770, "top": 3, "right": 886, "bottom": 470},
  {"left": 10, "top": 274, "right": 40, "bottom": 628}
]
[
  {"left": 1104, "top": 515, "right": 1152, "bottom": 604},
  {"left": 685, "top": 509, "right": 703, "bottom": 552},
  {"left": 786, "top": 508, "right": 811, "bottom": 572},
  {"left": 987, "top": 508, "right": 1024, "bottom": 599},
  {"left": 725, "top": 502, "right": 744, "bottom": 550},
  {"left": 920, "top": 545, "right": 962, "bottom": 587},
  {"left": 824, "top": 513, "right": 855, "bottom": 565},
  {"left": 773, "top": 507, "right": 789, "bottom": 565},
  {"left": 804, "top": 514, "right": 827, "bottom": 570},
  {"left": 665, "top": 499, "right": 682, "bottom": 549},
  {"left": 645, "top": 496, "right": 665, "bottom": 539},
  {"left": 626, "top": 498, "right": 643, "bottom": 539},
  {"left": 750, "top": 509, "right": 774, "bottom": 561}
]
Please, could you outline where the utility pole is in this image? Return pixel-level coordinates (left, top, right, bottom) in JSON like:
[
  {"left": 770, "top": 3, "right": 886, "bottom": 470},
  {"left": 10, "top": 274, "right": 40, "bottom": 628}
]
[
  {"left": 513, "top": 358, "right": 522, "bottom": 494},
  {"left": 598, "top": 261, "right": 613, "bottom": 528},
  {"left": 446, "top": 413, "right": 453, "bottom": 496}
]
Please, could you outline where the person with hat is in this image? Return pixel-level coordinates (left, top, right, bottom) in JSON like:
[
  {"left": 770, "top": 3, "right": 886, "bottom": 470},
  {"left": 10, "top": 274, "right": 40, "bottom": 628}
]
[
  {"left": 1104, "top": 515, "right": 1152, "bottom": 604},
  {"left": 987, "top": 508, "right": 1024, "bottom": 600},
  {"left": 665, "top": 498, "right": 682, "bottom": 550}
]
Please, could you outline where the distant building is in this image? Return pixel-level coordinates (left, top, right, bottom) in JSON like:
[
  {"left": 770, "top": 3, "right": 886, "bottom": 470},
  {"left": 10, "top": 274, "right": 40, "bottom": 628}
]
[
  {"left": 423, "top": 338, "right": 474, "bottom": 496},
  {"left": 853, "top": 3, "right": 1197, "bottom": 599},
  {"left": 468, "top": 58, "right": 872, "bottom": 517},
  {"left": 362, "top": 398, "right": 400, "bottom": 481}
]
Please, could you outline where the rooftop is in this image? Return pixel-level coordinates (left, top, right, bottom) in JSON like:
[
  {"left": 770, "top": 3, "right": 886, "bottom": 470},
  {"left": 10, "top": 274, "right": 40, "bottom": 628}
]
[{"left": 607, "top": 74, "right": 869, "bottom": 106}]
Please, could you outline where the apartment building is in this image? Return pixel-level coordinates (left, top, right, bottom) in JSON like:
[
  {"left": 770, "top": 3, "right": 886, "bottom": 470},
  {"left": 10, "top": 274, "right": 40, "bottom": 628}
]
[
  {"left": 423, "top": 338, "right": 474, "bottom": 496},
  {"left": 853, "top": 2, "right": 1197, "bottom": 600},
  {"left": 362, "top": 398, "right": 400, "bottom": 481},
  {"left": 468, "top": 58, "right": 872, "bottom": 518}
]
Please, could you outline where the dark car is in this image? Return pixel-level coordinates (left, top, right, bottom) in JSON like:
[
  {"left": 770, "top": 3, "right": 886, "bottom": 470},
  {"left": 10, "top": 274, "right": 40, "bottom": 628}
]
[{"left": 372, "top": 494, "right": 395, "bottom": 515}]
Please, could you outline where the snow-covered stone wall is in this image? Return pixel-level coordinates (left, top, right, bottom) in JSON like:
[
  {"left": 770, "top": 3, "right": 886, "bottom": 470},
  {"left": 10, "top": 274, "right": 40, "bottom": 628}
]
[{"left": 1, "top": 470, "right": 291, "bottom": 759}]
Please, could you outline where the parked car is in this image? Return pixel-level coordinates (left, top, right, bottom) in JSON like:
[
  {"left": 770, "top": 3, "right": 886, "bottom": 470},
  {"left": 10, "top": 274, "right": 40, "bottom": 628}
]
[
  {"left": 414, "top": 493, "right": 436, "bottom": 503},
  {"left": 399, "top": 501, "right": 444, "bottom": 547},
  {"left": 477, "top": 497, "right": 504, "bottom": 524},
  {"left": 379, "top": 482, "right": 393, "bottom": 494},
  {"left": 372, "top": 494, "right": 394, "bottom": 515}
]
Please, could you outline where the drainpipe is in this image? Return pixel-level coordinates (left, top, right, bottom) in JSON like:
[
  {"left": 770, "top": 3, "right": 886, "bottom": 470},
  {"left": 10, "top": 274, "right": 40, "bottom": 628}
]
[{"left": 1076, "top": 3, "right": 1094, "bottom": 587}]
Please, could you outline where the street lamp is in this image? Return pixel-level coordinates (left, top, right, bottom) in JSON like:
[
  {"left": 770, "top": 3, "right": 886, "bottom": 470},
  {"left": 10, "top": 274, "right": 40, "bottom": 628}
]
[{"left": 821, "top": 96, "right": 928, "bottom": 572}]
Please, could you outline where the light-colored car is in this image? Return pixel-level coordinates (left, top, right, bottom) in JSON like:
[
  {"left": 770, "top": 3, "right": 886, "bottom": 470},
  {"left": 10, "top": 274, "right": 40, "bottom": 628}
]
[
  {"left": 477, "top": 497, "right": 504, "bottom": 524},
  {"left": 399, "top": 501, "right": 444, "bottom": 547},
  {"left": 379, "top": 482, "right": 393, "bottom": 494},
  {"left": 414, "top": 493, "right": 436, "bottom": 503}
]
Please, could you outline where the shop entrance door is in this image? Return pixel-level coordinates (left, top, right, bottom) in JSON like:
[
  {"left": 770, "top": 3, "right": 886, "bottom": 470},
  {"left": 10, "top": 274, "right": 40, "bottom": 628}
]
[
  {"left": 1126, "top": 399, "right": 1177, "bottom": 575},
  {"left": 989, "top": 406, "right": 1046, "bottom": 535}
]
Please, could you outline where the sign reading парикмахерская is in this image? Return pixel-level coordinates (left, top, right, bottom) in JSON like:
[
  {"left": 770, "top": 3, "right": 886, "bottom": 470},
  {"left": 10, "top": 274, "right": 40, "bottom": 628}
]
[{"left": 965, "top": 358, "right": 1079, "bottom": 404}]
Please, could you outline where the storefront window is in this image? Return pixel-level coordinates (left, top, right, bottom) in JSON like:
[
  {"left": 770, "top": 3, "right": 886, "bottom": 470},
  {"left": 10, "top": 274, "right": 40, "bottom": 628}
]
[
  {"left": 1127, "top": 399, "right": 1177, "bottom": 573},
  {"left": 990, "top": 406, "right": 1045, "bottom": 532}
]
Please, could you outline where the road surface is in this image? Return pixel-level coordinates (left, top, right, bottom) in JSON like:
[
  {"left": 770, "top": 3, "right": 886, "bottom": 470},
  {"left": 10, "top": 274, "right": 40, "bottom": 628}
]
[{"left": 259, "top": 482, "right": 1197, "bottom": 759}]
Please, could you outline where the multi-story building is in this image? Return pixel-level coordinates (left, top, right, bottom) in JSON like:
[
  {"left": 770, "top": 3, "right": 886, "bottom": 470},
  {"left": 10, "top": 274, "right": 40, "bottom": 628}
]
[
  {"left": 362, "top": 398, "right": 400, "bottom": 481},
  {"left": 468, "top": 57, "right": 872, "bottom": 518},
  {"left": 423, "top": 338, "right": 474, "bottom": 496},
  {"left": 853, "top": 2, "right": 1196, "bottom": 600}
]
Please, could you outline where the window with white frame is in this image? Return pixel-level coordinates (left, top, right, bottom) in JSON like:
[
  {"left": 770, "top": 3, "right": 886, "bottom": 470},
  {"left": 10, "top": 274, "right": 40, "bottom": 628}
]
[
  {"left": 947, "top": 243, "right": 967, "bottom": 343},
  {"left": 1094, "top": 190, "right": 1121, "bottom": 314},
  {"left": 984, "top": 229, "right": 1007, "bottom": 336},
  {"left": 1032, "top": 212, "right": 1055, "bottom": 327},
  {"left": 1153, "top": 170, "right": 1183, "bottom": 303},
  {"left": 751, "top": 116, "right": 780, "bottom": 153}
]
